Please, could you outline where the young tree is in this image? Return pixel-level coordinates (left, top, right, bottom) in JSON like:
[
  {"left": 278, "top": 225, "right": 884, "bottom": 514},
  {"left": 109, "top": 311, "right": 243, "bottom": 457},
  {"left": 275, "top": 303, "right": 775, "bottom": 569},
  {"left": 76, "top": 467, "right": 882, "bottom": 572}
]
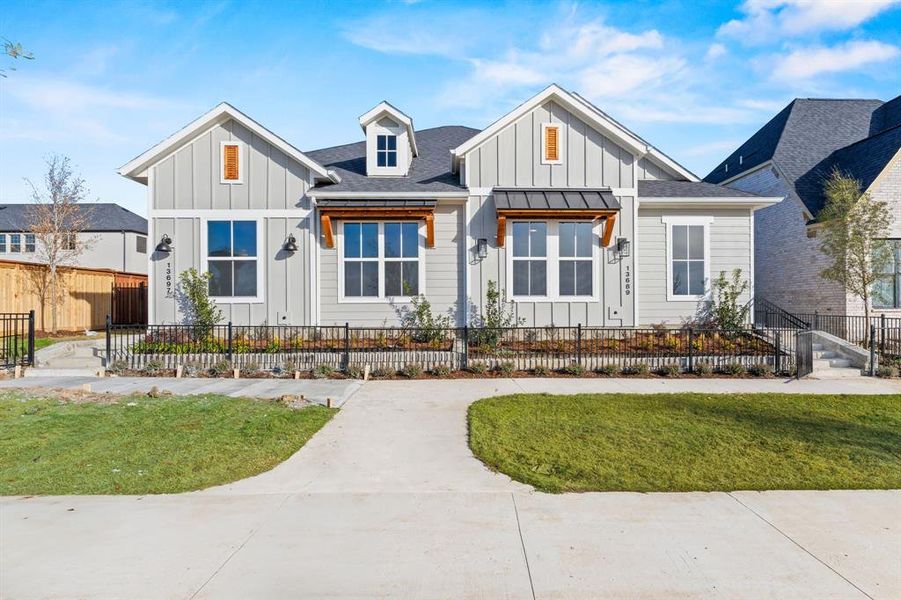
[
  {"left": 705, "top": 268, "right": 750, "bottom": 332},
  {"left": 26, "top": 155, "right": 95, "bottom": 333},
  {"left": 818, "top": 169, "right": 894, "bottom": 340},
  {"left": 177, "top": 268, "right": 223, "bottom": 338}
]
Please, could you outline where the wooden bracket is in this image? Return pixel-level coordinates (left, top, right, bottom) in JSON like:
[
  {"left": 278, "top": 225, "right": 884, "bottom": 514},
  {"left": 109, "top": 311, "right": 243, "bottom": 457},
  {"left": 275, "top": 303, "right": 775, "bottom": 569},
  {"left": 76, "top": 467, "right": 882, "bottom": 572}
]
[
  {"left": 496, "top": 216, "right": 507, "bottom": 248},
  {"left": 320, "top": 214, "right": 334, "bottom": 249},
  {"left": 318, "top": 208, "right": 435, "bottom": 250},
  {"left": 424, "top": 213, "right": 435, "bottom": 248},
  {"left": 601, "top": 213, "right": 616, "bottom": 247}
]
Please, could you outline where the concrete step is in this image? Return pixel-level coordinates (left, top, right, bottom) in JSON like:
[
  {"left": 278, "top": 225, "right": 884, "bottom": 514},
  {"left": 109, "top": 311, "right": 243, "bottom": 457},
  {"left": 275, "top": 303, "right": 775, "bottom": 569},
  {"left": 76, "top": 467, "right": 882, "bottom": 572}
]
[
  {"left": 24, "top": 367, "right": 104, "bottom": 378},
  {"left": 813, "top": 351, "right": 839, "bottom": 359},
  {"left": 812, "top": 343, "right": 825, "bottom": 351},
  {"left": 813, "top": 358, "right": 852, "bottom": 369},
  {"left": 810, "top": 367, "right": 863, "bottom": 379}
]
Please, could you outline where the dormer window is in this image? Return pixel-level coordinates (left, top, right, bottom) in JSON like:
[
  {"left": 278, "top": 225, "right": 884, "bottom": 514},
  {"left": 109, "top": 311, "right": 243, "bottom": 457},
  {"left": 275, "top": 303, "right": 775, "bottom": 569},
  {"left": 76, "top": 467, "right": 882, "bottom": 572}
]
[{"left": 377, "top": 135, "right": 397, "bottom": 167}]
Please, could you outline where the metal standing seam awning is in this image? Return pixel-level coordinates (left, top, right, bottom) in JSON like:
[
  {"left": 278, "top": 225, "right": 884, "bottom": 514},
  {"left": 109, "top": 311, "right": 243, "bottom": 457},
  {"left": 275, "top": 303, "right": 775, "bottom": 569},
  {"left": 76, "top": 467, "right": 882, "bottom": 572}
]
[
  {"left": 316, "top": 199, "right": 438, "bottom": 249},
  {"left": 492, "top": 188, "right": 622, "bottom": 248}
]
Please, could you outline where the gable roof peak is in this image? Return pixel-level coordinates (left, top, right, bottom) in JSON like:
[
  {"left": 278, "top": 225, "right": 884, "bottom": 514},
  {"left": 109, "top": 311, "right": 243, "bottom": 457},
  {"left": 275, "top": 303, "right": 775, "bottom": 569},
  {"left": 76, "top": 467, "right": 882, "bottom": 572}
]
[{"left": 359, "top": 101, "right": 419, "bottom": 156}]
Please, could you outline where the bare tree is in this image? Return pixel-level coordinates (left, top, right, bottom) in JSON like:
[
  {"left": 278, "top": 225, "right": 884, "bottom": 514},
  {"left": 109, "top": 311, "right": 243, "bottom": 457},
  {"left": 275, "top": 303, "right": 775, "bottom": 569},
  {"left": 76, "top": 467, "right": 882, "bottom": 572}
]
[{"left": 26, "top": 155, "right": 95, "bottom": 333}]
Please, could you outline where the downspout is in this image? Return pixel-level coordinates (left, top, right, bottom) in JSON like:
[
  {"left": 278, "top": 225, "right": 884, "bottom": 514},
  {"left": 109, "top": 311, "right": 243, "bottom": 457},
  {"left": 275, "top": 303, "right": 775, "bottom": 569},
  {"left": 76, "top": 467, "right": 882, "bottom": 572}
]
[{"left": 122, "top": 230, "right": 126, "bottom": 272}]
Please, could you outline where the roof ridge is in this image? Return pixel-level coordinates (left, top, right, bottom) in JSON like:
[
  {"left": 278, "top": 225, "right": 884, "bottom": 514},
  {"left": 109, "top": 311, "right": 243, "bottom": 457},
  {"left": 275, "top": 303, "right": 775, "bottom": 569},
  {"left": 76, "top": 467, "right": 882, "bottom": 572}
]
[{"left": 833, "top": 121, "right": 901, "bottom": 153}]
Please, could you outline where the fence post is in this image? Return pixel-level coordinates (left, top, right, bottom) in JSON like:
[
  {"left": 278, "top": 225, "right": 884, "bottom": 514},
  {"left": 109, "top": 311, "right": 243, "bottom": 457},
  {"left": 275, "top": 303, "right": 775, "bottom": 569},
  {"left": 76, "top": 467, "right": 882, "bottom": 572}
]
[
  {"left": 576, "top": 324, "right": 582, "bottom": 368},
  {"left": 462, "top": 326, "right": 469, "bottom": 370},
  {"left": 814, "top": 310, "right": 819, "bottom": 330},
  {"left": 344, "top": 322, "right": 350, "bottom": 371},
  {"left": 227, "top": 322, "right": 233, "bottom": 364},
  {"left": 105, "top": 314, "right": 111, "bottom": 367},
  {"left": 27, "top": 309, "right": 35, "bottom": 366},
  {"left": 774, "top": 331, "right": 781, "bottom": 374},
  {"left": 687, "top": 327, "right": 694, "bottom": 373},
  {"left": 869, "top": 323, "right": 877, "bottom": 376},
  {"left": 880, "top": 314, "right": 886, "bottom": 355}
]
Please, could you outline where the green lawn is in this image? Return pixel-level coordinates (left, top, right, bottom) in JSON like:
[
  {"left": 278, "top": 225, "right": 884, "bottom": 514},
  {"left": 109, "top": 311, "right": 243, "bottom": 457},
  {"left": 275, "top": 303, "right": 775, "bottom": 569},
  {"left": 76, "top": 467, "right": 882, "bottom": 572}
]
[
  {"left": 0, "top": 392, "right": 335, "bottom": 495},
  {"left": 468, "top": 393, "right": 901, "bottom": 493}
]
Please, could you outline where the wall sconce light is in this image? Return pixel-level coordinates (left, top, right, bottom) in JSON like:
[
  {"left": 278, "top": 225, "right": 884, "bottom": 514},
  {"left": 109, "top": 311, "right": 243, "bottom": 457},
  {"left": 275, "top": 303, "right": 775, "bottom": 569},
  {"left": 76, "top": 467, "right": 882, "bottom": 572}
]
[
  {"left": 282, "top": 234, "right": 299, "bottom": 253},
  {"left": 476, "top": 238, "right": 488, "bottom": 260},
  {"left": 615, "top": 237, "right": 631, "bottom": 258},
  {"left": 156, "top": 234, "right": 173, "bottom": 254}
]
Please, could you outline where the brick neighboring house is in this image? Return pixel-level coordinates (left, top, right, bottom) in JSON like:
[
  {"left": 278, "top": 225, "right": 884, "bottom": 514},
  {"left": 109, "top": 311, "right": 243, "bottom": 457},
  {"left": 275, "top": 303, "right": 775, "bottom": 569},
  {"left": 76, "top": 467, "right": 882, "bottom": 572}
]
[{"left": 705, "top": 96, "right": 901, "bottom": 317}]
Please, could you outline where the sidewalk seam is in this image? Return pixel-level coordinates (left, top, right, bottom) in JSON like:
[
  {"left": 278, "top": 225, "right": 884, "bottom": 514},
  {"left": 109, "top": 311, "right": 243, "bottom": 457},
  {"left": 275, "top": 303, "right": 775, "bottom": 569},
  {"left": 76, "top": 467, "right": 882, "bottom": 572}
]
[
  {"left": 727, "top": 492, "right": 873, "bottom": 600},
  {"left": 511, "top": 492, "right": 537, "bottom": 600}
]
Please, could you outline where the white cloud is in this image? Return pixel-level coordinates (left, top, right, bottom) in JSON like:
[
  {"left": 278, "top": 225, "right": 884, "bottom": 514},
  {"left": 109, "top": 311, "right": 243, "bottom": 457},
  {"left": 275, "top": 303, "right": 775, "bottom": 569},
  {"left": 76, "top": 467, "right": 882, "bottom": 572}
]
[
  {"left": 771, "top": 40, "right": 900, "bottom": 80},
  {"left": 719, "top": 0, "right": 900, "bottom": 45},
  {"left": 705, "top": 43, "right": 727, "bottom": 60}
]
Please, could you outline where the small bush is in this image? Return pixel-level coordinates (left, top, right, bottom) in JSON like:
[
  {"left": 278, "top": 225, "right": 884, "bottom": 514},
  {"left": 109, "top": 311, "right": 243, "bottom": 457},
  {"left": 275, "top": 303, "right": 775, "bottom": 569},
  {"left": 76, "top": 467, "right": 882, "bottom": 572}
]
[
  {"left": 596, "top": 363, "right": 619, "bottom": 377},
  {"left": 748, "top": 363, "right": 774, "bottom": 377},
  {"left": 876, "top": 365, "right": 899, "bottom": 378},
  {"left": 495, "top": 361, "right": 516, "bottom": 376},
  {"left": 346, "top": 364, "right": 365, "bottom": 379},
  {"left": 282, "top": 359, "right": 297, "bottom": 373},
  {"left": 208, "top": 359, "right": 232, "bottom": 377},
  {"left": 371, "top": 366, "right": 393, "bottom": 379},
  {"left": 468, "top": 361, "right": 489, "bottom": 375},
  {"left": 143, "top": 359, "right": 163, "bottom": 375},
  {"left": 432, "top": 364, "right": 452, "bottom": 377},
  {"left": 622, "top": 363, "right": 650, "bottom": 376},
  {"left": 695, "top": 361, "right": 714, "bottom": 376},
  {"left": 240, "top": 361, "right": 260, "bottom": 377},
  {"left": 107, "top": 359, "right": 128, "bottom": 374},
  {"left": 312, "top": 364, "right": 334, "bottom": 379},
  {"left": 533, "top": 364, "right": 551, "bottom": 377},
  {"left": 721, "top": 362, "right": 747, "bottom": 376},
  {"left": 658, "top": 364, "right": 681, "bottom": 378},
  {"left": 181, "top": 361, "right": 199, "bottom": 377},
  {"left": 400, "top": 363, "right": 424, "bottom": 378},
  {"left": 563, "top": 362, "right": 586, "bottom": 376}
]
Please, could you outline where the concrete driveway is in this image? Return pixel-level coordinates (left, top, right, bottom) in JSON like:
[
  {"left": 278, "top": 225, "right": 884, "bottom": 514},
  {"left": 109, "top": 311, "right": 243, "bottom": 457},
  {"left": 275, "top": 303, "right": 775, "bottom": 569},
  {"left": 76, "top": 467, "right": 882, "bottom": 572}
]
[{"left": 2, "top": 378, "right": 899, "bottom": 599}]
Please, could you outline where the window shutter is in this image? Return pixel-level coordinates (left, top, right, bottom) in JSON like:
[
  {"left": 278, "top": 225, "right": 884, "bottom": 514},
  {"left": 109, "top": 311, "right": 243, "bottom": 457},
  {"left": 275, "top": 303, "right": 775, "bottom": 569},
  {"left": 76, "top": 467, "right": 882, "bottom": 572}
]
[
  {"left": 223, "top": 144, "right": 240, "bottom": 181},
  {"left": 545, "top": 126, "right": 559, "bottom": 161}
]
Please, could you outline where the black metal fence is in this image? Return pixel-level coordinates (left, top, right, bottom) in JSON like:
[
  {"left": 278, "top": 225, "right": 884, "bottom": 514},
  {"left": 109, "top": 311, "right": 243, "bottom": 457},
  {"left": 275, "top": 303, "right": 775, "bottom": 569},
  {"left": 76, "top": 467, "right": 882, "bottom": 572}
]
[
  {"left": 796, "top": 330, "right": 814, "bottom": 379},
  {"left": 1, "top": 311, "right": 35, "bottom": 368},
  {"left": 106, "top": 319, "right": 798, "bottom": 375}
]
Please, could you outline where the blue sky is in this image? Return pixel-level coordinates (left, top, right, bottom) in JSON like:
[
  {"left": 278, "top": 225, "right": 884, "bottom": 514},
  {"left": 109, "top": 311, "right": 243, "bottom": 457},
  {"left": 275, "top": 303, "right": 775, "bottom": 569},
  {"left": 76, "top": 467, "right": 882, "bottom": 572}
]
[{"left": 1, "top": 0, "right": 899, "bottom": 217}]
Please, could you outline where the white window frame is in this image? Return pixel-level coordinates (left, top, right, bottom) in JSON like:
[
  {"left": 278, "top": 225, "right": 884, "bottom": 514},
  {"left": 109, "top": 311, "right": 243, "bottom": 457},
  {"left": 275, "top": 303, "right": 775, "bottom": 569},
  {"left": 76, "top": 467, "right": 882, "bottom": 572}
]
[
  {"left": 541, "top": 123, "right": 563, "bottom": 165},
  {"left": 506, "top": 220, "right": 601, "bottom": 302},
  {"left": 200, "top": 218, "right": 264, "bottom": 304},
  {"left": 220, "top": 140, "right": 245, "bottom": 184},
  {"left": 337, "top": 220, "right": 426, "bottom": 304},
  {"left": 663, "top": 216, "right": 713, "bottom": 302},
  {"left": 376, "top": 134, "right": 398, "bottom": 168},
  {"left": 0, "top": 234, "right": 6, "bottom": 253},
  {"left": 9, "top": 233, "right": 21, "bottom": 253},
  {"left": 24, "top": 233, "right": 35, "bottom": 253}
]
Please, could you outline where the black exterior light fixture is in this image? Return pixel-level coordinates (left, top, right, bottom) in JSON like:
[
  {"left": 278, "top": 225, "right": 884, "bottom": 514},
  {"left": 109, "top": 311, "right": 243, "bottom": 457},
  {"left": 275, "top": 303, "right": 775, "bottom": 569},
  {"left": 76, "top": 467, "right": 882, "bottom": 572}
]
[
  {"left": 283, "top": 234, "right": 299, "bottom": 253},
  {"left": 615, "top": 237, "right": 631, "bottom": 259},
  {"left": 476, "top": 238, "right": 489, "bottom": 260},
  {"left": 156, "top": 234, "right": 173, "bottom": 254}
]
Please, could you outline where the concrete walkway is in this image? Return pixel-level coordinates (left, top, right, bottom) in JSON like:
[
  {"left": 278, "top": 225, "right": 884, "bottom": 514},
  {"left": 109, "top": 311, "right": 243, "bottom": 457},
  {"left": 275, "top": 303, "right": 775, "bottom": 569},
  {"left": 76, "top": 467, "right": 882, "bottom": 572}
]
[{"left": 2, "top": 378, "right": 899, "bottom": 599}]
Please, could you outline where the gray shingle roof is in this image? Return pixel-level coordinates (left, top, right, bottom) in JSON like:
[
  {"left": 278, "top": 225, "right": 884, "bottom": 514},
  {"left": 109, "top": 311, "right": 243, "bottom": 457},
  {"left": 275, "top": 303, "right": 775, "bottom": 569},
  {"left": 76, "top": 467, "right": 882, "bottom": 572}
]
[
  {"left": 306, "top": 126, "right": 479, "bottom": 194},
  {"left": 638, "top": 180, "right": 760, "bottom": 198},
  {"left": 493, "top": 188, "right": 620, "bottom": 211},
  {"left": 704, "top": 98, "right": 890, "bottom": 216},
  {"left": 826, "top": 124, "right": 901, "bottom": 195},
  {"left": 0, "top": 203, "right": 147, "bottom": 234}
]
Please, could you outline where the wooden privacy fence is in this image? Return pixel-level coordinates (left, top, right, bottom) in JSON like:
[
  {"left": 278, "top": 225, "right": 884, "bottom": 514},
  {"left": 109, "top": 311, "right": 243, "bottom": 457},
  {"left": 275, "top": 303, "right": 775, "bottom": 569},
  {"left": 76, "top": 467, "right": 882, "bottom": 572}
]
[{"left": 0, "top": 260, "right": 147, "bottom": 331}]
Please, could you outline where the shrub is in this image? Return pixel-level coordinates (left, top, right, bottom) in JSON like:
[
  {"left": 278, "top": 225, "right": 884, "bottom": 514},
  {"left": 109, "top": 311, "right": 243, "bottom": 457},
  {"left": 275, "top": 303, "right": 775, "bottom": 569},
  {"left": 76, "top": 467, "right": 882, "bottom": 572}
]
[
  {"left": 281, "top": 360, "right": 297, "bottom": 373},
  {"left": 209, "top": 359, "right": 232, "bottom": 377},
  {"left": 722, "top": 362, "right": 747, "bottom": 376},
  {"left": 563, "top": 362, "right": 586, "bottom": 376},
  {"left": 468, "top": 361, "right": 488, "bottom": 375},
  {"left": 596, "top": 363, "right": 619, "bottom": 377},
  {"left": 398, "top": 295, "right": 453, "bottom": 345},
  {"left": 533, "top": 364, "right": 551, "bottom": 377},
  {"left": 181, "top": 361, "right": 199, "bottom": 377},
  {"left": 702, "top": 268, "right": 750, "bottom": 332},
  {"left": 400, "top": 363, "right": 424, "bottom": 378},
  {"left": 143, "top": 359, "right": 163, "bottom": 375},
  {"left": 177, "top": 268, "right": 223, "bottom": 338},
  {"left": 695, "top": 361, "right": 714, "bottom": 376},
  {"left": 658, "top": 364, "right": 681, "bottom": 377},
  {"left": 469, "top": 280, "right": 523, "bottom": 348},
  {"left": 107, "top": 359, "right": 128, "bottom": 374},
  {"left": 432, "top": 364, "right": 452, "bottom": 377},
  {"left": 345, "top": 364, "right": 365, "bottom": 379},
  {"left": 312, "top": 364, "right": 334, "bottom": 379},
  {"left": 371, "top": 366, "right": 393, "bottom": 379},
  {"left": 748, "top": 363, "right": 774, "bottom": 377},
  {"left": 876, "top": 365, "right": 899, "bottom": 378},
  {"left": 495, "top": 361, "right": 516, "bottom": 376},
  {"left": 240, "top": 361, "right": 260, "bottom": 377},
  {"left": 622, "top": 363, "right": 650, "bottom": 376}
]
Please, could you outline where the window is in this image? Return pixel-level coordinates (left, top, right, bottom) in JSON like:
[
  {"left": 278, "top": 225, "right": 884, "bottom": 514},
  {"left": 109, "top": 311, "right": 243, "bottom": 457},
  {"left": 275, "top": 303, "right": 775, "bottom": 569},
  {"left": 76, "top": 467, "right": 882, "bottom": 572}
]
[
  {"left": 340, "top": 221, "right": 422, "bottom": 301},
  {"left": 10, "top": 234, "right": 21, "bottom": 253},
  {"left": 206, "top": 220, "right": 258, "bottom": 298},
  {"left": 376, "top": 134, "right": 397, "bottom": 167},
  {"left": 62, "top": 233, "right": 76, "bottom": 250},
  {"left": 24, "top": 234, "right": 35, "bottom": 253},
  {"left": 558, "top": 222, "right": 592, "bottom": 296},
  {"left": 873, "top": 240, "right": 901, "bottom": 309},
  {"left": 512, "top": 222, "right": 547, "bottom": 297},
  {"left": 220, "top": 141, "right": 243, "bottom": 183},
  {"left": 664, "top": 217, "right": 711, "bottom": 300},
  {"left": 0, "top": 234, "right": 6, "bottom": 253},
  {"left": 542, "top": 124, "right": 562, "bottom": 164},
  {"left": 136, "top": 235, "right": 147, "bottom": 254}
]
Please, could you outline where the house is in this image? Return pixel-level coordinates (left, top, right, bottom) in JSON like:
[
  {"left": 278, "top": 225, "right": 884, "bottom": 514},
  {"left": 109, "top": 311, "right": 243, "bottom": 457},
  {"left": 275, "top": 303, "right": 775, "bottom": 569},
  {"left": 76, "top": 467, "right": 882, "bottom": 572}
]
[
  {"left": 0, "top": 203, "right": 148, "bottom": 275},
  {"left": 705, "top": 96, "right": 901, "bottom": 316},
  {"left": 119, "top": 84, "right": 780, "bottom": 327}
]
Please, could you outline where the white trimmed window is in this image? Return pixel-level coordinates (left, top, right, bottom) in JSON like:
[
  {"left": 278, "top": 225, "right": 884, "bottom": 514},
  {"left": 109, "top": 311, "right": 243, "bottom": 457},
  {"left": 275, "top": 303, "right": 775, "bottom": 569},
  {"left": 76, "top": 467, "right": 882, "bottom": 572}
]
[
  {"left": 220, "top": 141, "right": 244, "bottom": 184},
  {"left": 9, "top": 233, "right": 21, "bottom": 253},
  {"left": 339, "top": 221, "right": 424, "bottom": 302},
  {"left": 508, "top": 221, "right": 600, "bottom": 301},
  {"left": 376, "top": 135, "right": 398, "bottom": 168},
  {"left": 0, "top": 234, "right": 6, "bottom": 253},
  {"left": 205, "top": 220, "right": 261, "bottom": 301},
  {"left": 873, "top": 240, "right": 901, "bottom": 309},
  {"left": 24, "top": 234, "right": 35, "bottom": 253},
  {"left": 541, "top": 123, "right": 563, "bottom": 164},
  {"left": 663, "top": 216, "right": 712, "bottom": 301}
]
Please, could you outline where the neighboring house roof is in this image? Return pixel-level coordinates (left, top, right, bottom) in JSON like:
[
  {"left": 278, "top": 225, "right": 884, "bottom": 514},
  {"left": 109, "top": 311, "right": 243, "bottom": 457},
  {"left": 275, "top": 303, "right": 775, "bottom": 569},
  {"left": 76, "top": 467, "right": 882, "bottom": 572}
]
[
  {"left": 821, "top": 124, "right": 901, "bottom": 199},
  {"left": 704, "top": 98, "right": 896, "bottom": 217},
  {"left": 306, "top": 126, "right": 478, "bottom": 196},
  {"left": 638, "top": 180, "right": 760, "bottom": 198},
  {"left": 493, "top": 188, "right": 621, "bottom": 211},
  {"left": 0, "top": 203, "right": 148, "bottom": 234},
  {"left": 119, "top": 102, "right": 338, "bottom": 184}
]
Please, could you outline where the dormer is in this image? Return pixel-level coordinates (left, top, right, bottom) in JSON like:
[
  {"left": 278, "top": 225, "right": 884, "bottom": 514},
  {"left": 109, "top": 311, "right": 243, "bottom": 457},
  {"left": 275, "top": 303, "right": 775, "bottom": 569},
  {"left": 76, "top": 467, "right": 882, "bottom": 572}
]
[{"left": 359, "top": 101, "right": 418, "bottom": 177}]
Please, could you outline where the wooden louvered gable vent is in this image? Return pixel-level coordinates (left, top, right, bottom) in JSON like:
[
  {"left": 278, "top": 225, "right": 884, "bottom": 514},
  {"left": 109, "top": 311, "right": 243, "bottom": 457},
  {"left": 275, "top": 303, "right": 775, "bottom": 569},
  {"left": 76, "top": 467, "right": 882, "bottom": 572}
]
[
  {"left": 223, "top": 144, "right": 240, "bottom": 181},
  {"left": 545, "top": 126, "right": 559, "bottom": 162}
]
